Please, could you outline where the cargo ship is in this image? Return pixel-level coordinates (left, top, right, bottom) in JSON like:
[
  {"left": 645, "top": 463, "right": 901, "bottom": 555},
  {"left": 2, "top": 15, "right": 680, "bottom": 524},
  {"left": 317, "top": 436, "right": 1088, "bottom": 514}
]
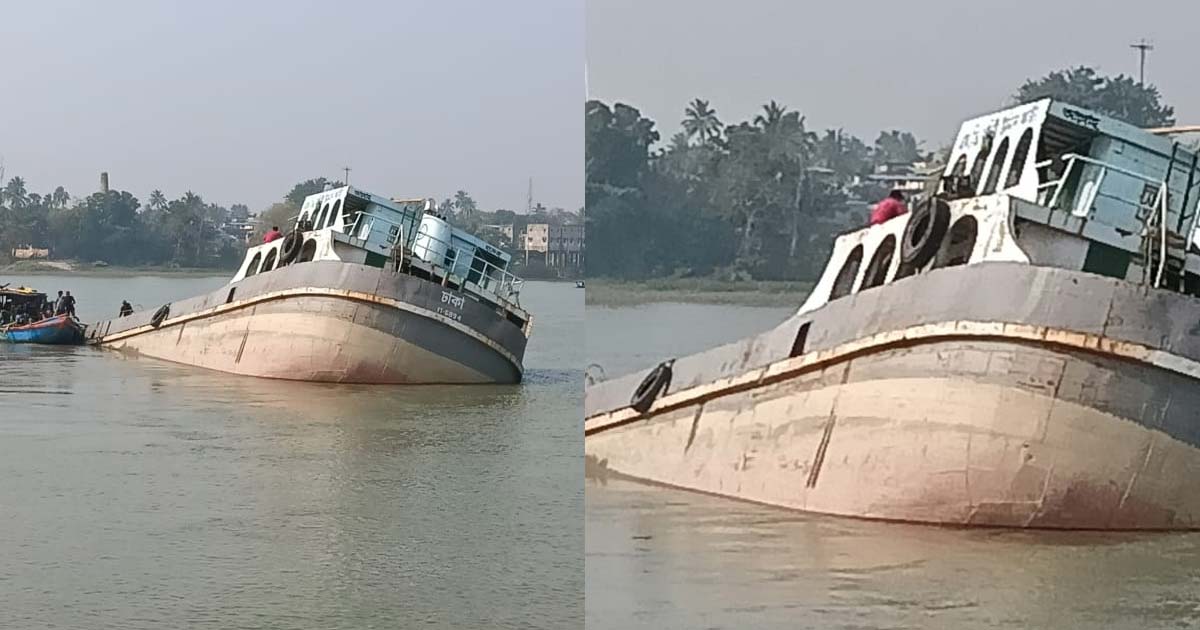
[
  {"left": 586, "top": 98, "right": 1200, "bottom": 530},
  {"left": 87, "top": 186, "right": 532, "bottom": 384}
]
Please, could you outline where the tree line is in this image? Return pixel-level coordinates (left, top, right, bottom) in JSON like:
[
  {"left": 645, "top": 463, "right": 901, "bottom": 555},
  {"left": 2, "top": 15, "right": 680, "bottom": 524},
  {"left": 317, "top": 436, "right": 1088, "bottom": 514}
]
[
  {"left": 585, "top": 65, "right": 1176, "bottom": 281},
  {"left": 0, "top": 173, "right": 577, "bottom": 270},
  {"left": 0, "top": 175, "right": 253, "bottom": 268}
]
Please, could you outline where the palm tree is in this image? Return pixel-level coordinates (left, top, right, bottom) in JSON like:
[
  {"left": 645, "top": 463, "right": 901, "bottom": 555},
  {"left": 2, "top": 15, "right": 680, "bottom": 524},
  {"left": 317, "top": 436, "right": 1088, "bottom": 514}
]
[
  {"left": 753, "top": 101, "right": 817, "bottom": 258},
  {"left": 149, "top": 189, "right": 167, "bottom": 211},
  {"left": 4, "top": 177, "right": 28, "bottom": 208},
  {"left": 452, "top": 190, "right": 477, "bottom": 217},
  {"left": 682, "top": 98, "right": 723, "bottom": 146},
  {"left": 51, "top": 186, "right": 69, "bottom": 209}
]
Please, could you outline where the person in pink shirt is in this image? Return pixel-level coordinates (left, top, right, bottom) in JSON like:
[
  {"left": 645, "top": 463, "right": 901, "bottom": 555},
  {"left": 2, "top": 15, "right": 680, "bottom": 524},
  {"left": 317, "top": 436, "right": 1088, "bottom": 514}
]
[
  {"left": 869, "top": 190, "right": 908, "bottom": 225},
  {"left": 263, "top": 226, "right": 283, "bottom": 243}
]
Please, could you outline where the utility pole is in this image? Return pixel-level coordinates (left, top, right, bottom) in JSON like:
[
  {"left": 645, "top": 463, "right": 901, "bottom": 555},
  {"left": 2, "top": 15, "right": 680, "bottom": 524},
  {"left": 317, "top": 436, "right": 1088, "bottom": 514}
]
[
  {"left": 527, "top": 177, "right": 533, "bottom": 213},
  {"left": 1131, "top": 39, "right": 1154, "bottom": 85},
  {"left": 342, "top": 166, "right": 351, "bottom": 185}
]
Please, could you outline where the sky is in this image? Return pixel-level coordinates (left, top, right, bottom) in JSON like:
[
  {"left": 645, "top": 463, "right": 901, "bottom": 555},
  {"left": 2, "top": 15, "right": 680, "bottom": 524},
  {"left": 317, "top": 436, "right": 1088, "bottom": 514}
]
[
  {"left": 587, "top": 0, "right": 1200, "bottom": 152},
  {"left": 0, "top": 0, "right": 582, "bottom": 213}
]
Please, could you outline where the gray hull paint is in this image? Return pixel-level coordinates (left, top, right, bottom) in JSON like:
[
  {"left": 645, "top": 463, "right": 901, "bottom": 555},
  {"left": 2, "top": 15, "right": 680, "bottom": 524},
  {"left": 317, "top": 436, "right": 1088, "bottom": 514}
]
[
  {"left": 587, "top": 262, "right": 1200, "bottom": 421},
  {"left": 89, "top": 261, "right": 527, "bottom": 384},
  {"left": 585, "top": 263, "right": 1200, "bottom": 529}
]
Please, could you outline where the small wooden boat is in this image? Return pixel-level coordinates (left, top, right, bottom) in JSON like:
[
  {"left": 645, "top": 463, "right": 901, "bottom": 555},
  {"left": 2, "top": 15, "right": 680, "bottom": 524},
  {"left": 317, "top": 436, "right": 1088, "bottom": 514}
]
[{"left": 1, "top": 314, "right": 85, "bottom": 345}]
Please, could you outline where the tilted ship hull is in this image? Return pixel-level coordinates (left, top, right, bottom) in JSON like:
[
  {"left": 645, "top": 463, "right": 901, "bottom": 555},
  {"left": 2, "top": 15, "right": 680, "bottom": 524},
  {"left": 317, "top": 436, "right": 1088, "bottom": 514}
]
[
  {"left": 586, "top": 262, "right": 1200, "bottom": 529},
  {"left": 88, "top": 187, "right": 532, "bottom": 384},
  {"left": 88, "top": 261, "right": 526, "bottom": 383},
  {"left": 587, "top": 98, "right": 1200, "bottom": 529}
]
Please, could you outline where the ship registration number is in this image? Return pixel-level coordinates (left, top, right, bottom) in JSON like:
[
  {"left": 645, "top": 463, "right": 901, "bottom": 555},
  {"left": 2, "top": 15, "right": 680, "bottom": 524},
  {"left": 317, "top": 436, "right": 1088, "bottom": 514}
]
[{"left": 438, "top": 291, "right": 465, "bottom": 322}]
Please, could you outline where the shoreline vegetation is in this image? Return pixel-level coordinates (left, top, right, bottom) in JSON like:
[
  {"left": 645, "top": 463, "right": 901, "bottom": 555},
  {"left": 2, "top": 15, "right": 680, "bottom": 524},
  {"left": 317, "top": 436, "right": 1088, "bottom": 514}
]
[
  {"left": 1, "top": 259, "right": 231, "bottom": 278},
  {"left": 585, "top": 278, "right": 813, "bottom": 307}
]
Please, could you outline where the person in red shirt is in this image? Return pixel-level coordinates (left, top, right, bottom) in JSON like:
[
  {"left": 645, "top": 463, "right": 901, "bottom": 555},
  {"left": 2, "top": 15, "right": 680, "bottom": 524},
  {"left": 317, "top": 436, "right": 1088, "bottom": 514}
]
[
  {"left": 869, "top": 190, "right": 908, "bottom": 225},
  {"left": 263, "top": 226, "right": 283, "bottom": 243}
]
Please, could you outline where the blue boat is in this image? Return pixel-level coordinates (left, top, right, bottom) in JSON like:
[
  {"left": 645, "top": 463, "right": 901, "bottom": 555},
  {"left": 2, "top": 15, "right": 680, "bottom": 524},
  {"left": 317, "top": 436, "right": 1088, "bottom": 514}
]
[
  {"left": 0, "top": 286, "right": 85, "bottom": 345},
  {"left": 2, "top": 314, "right": 85, "bottom": 344}
]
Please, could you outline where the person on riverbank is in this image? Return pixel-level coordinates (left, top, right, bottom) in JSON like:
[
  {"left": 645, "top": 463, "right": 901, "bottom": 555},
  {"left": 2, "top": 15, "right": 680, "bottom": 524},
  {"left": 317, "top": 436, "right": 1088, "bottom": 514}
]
[
  {"left": 869, "top": 190, "right": 909, "bottom": 225},
  {"left": 263, "top": 226, "right": 283, "bottom": 243},
  {"left": 119, "top": 300, "right": 133, "bottom": 317}
]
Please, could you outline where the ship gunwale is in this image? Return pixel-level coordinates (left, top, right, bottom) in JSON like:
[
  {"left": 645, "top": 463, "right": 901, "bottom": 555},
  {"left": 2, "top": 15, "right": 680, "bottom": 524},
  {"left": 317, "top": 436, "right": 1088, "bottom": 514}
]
[{"left": 585, "top": 317, "right": 1187, "bottom": 434}]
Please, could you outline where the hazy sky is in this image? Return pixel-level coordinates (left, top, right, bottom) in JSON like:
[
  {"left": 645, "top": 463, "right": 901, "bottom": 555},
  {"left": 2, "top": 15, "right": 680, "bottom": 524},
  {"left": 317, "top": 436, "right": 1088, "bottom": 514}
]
[
  {"left": 0, "top": 0, "right": 582, "bottom": 213},
  {"left": 587, "top": 0, "right": 1198, "bottom": 151}
]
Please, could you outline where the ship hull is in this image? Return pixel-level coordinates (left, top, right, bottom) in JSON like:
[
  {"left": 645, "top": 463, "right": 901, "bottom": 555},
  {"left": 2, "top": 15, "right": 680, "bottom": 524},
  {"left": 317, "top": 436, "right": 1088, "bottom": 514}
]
[
  {"left": 88, "top": 261, "right": 527, "bottom": 384},
  {"left": 585, "top": 263, "right": 1200, "bottom": 530}
]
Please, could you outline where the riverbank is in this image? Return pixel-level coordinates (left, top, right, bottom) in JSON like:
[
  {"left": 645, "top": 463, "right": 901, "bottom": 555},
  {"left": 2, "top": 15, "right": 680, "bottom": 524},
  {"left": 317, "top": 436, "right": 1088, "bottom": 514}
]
[
  {"left": 585, "top": 278, "right": 813, "bottom": 307},
  {"left": 1, "top": 260, "right": 230, "bottom": 278}
]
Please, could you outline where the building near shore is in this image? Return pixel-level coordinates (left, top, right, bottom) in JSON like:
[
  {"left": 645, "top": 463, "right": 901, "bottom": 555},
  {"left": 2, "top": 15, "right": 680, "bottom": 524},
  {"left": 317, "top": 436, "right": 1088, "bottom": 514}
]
[
  {"left": 519, "top": 223, "right": 584, "bottom": 271},
  {"left": 10, "top": 245, "right": 50, "bottom": 260}
]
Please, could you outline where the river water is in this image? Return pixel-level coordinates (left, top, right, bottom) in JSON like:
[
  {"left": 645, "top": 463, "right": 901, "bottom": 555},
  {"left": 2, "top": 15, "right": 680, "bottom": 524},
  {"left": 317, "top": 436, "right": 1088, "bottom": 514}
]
[
  {"left": 0, "top": 274, "right": 582, "bottom": 629},
  {"left": 586, "top": 301, "right": 1200, "bottom": 630}
]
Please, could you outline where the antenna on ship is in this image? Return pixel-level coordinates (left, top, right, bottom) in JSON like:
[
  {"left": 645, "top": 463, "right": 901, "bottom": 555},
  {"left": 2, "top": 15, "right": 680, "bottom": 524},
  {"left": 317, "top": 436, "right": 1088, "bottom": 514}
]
[
  {"left": 1131, "top": 38, "right": 1154, "bottom": 85},
  {"left": 527, "top": 177, "right": 533, "bottom": 213},
  {"left": 342, "top": 166, "right": 351, "bottom": 186}
]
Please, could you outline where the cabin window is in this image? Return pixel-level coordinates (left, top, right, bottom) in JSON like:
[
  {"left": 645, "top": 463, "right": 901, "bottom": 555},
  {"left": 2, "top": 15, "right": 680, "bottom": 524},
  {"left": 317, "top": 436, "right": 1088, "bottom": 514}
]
[
  {"left": 244, "top": 253, "right": 262, "bottom": 277},
  {"left": 829, "top": 245, "right": 863, "bottom": 301},
  {"left": 950, "top": 154, "right": 967, "bottom": 177},
  {"left": 933, "top": 216, "right": 978, "bottom": 268},
  {"left": 315, "top": 204, "right": 329, "bottom": 230},
  {"left": 1005, "top": 129, "right": 1033, "bottom": 189},
  {"left": 329, "top": 199, "right": 343, "bottom": 230},
  {"left": 968, "top": 135, "right": 993, "bottom": 192},
  {"left": 262, "top": 248, "right": 278, "bottom": 272},
  {"left": 298, "top": 238, "right": 318, "bottom": 262},
  {"left": 861, "top": 235, "right": 896, "bottom": 290},
  {"left": 982, "top": 138, "right": 1009, "bottom": 195}
]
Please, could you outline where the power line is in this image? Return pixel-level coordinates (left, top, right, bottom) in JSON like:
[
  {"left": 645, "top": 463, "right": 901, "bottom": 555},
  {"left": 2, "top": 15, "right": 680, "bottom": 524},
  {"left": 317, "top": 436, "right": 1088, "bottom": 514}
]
[{"left": 1131, "top": 39, "right": 1154, "bottom": 85}]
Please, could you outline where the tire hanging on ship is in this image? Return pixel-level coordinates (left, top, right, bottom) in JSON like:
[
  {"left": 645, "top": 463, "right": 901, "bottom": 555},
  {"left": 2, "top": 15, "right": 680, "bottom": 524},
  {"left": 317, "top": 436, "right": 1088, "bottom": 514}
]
[
  {"left": 279, "top": 232, "right": 304, "bottom": 265},
  {"left": 150, "top": 304, "right": 170, "bottom": 328},
  {"left": 630, "top": 359, "right": 674, "bottom": 414},
  {"left": 900, "top": 197, "right": 951, "bottom": 268}
]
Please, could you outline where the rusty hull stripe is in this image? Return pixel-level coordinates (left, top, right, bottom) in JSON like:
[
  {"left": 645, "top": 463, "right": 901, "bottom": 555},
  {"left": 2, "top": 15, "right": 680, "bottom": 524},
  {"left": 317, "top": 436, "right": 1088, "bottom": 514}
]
[
  {"left": 96, "top": 287, "right": 524, "bottom": 375},
  {"left": 584, "top": 320, "right": 1181, "bottom": 435}
]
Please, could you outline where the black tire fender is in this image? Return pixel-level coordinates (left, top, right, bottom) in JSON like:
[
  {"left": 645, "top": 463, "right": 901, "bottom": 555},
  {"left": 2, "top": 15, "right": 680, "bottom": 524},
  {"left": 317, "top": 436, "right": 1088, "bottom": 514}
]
[
  {"left": 900, "top": 198, "right": 951, "bottom": 268},
  {"left": 150, "top": 304, "right": 170, "bottom": 328},
  {"left": 630, "top": 359, "right": 675, "bottom": 414},
  {"left": 279, "top": 232, "right": 304, "bottom": 265}
]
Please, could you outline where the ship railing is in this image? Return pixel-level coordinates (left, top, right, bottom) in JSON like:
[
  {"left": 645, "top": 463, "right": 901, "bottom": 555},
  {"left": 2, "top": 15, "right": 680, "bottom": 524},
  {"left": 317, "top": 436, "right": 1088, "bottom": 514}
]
[
  {"left": 407, "top": 228, "right": 525, "bottom": 302},
  {"left": 351, "top": 211, "right": 525, "bottom": 304},
  {"left": 1038, "top": 152, "right": 1186, "bottom": 287}
]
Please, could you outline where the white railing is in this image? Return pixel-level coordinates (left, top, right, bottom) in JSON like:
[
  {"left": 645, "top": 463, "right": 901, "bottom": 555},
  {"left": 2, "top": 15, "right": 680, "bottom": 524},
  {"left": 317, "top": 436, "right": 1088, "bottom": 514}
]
[
  {"left": 353, "top": 211, "right": 524, "bottom": 302},
  {"left": 1038, "top": 153, "right": 1181, "bottom": 288}
]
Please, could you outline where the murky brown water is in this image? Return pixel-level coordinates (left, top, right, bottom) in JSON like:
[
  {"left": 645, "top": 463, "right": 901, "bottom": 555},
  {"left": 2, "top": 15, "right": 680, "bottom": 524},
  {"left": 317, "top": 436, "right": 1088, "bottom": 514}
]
[
  {"left": 586, "top": 301, "right": 1200, "bottom": 630},
  {"left": 1, "top": 274, "right": 582, "bottom": 629}
]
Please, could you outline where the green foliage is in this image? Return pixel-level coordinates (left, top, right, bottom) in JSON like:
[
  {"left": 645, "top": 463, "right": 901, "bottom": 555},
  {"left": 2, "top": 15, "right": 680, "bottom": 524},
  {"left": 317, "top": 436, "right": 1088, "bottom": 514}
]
[
  {"left": 1013, "top": 66, "right": 1175, "bottom": 127},
  {"left": 586, "top": 98, "right": 865, "bottom": 281},
  {"left": 0, "top": 177, "right": 347, "bottom": 269}
]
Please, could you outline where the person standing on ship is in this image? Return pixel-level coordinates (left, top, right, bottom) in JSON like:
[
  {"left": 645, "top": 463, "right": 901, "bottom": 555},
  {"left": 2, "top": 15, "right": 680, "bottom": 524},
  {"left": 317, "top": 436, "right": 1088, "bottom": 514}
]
[
  {"left": 63, "top": 291, "right": 76, "bottom": 317},
  {"left": 869, "top": 190, "right": 908, "bottom": 225},
  {"left": 53, "top": 290, "right": 65, "bottom": 315}
]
